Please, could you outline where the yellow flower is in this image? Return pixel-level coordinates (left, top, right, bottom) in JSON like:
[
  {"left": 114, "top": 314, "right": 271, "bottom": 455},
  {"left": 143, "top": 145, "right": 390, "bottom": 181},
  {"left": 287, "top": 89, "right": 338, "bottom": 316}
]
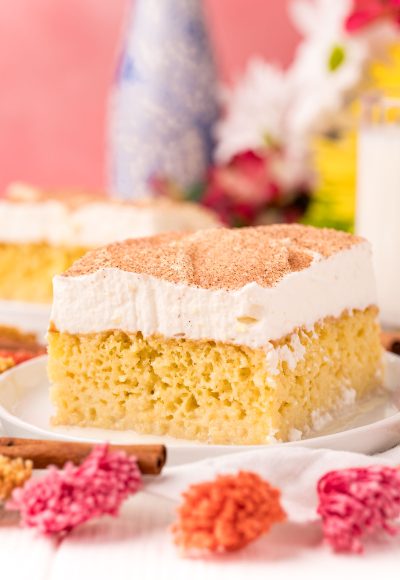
[
  {"left": 0, "top": 455, "right": 33, "bottom": 502},
  {"left": 304, "top": 42, "right": 400, "bottom": 231}
]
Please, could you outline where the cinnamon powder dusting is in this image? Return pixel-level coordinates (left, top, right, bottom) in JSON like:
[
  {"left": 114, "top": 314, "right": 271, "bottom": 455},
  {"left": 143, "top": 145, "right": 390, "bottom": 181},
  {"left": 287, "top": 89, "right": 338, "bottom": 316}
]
[{"left": 64, "top": 224, "right": 363, "bottom": 290}]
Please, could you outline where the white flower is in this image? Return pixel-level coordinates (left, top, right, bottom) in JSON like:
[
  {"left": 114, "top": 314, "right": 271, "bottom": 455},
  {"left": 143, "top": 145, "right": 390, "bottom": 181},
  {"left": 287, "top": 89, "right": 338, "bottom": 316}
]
[
  {"left": 289, "top": 0, "right": 352, "bottom": 39},
  {"left": 215, "top": 57, "right": 313, "bottom": 193},
  {"left": 215, "top": 58, "right": 290, "bottom": 163},
  {"left": 287, "top": 0, "right": 369, "bottom": 136}
]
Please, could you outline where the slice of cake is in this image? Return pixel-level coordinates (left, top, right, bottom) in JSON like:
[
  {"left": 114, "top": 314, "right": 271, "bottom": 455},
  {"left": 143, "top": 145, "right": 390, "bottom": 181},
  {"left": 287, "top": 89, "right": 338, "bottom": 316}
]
[
  {"left": 0, "top": 326, "right": 46, "bottom": 373},
  {"left": 0, "top": 183, "right": 219, "bottom": 303},
  {"left": 48, "top": 225, "right": 383, "bottom": 444}
]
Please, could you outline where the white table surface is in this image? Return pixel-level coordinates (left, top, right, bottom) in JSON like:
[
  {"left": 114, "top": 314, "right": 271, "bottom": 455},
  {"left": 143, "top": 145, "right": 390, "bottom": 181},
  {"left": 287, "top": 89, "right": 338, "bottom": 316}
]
[{"left": 1, "top": 485, "right": 400, "bottom": 579}]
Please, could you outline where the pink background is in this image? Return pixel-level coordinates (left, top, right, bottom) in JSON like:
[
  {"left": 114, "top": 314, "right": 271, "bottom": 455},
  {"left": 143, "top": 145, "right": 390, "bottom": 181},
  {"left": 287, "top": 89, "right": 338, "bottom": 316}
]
[{"left": 0, "top": 0, "right": 300, "bottom": 192}]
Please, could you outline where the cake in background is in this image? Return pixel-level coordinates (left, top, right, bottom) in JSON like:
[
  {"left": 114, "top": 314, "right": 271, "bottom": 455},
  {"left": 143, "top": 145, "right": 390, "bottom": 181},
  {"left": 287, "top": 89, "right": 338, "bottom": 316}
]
[
  {"left": 48, "top": 224, "right": 382, "bottom": 445},
  {"left": 0, "top": 325, "right": 45, "bottom": 373},
  {"left": 0, "top": 182, "right": 220, "bottom": 304}
]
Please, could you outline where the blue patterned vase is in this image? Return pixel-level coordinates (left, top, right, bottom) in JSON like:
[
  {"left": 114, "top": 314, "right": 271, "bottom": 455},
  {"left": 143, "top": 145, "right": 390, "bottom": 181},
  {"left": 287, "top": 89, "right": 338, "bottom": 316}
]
[{"left": 109, "top": 0, "right": 219, "bottom": 198}]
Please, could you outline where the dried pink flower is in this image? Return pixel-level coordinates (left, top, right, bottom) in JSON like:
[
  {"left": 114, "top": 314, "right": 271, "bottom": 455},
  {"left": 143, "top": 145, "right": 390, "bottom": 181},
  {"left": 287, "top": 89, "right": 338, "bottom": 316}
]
[
  {"left": 7, "top": 444, "right": 142, "bottom": 535},
  {"left": 317, "top": 465, "right": 400, "bottom": 554}
]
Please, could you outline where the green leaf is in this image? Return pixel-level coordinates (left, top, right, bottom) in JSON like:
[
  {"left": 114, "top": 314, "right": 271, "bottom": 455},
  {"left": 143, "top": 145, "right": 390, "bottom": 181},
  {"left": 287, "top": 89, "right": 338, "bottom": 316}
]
[
  {"left": 328, "top": 45, "right": 346, "bottom": 72},
  {"left": 263, "top": 133, "right": 279, "bottom": 149},
  {"left": 185, "top": 182, "right": 206, "bottom": 202}
]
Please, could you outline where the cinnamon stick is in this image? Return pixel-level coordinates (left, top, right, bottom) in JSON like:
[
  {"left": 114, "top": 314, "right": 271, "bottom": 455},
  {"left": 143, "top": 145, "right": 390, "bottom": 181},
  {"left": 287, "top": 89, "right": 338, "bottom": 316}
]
[
  {"left": 381, "top": 331, "right": 400, "bottom": 355},
  {"left": 0, "top": 438, "right": 166, "bottom": 475}
]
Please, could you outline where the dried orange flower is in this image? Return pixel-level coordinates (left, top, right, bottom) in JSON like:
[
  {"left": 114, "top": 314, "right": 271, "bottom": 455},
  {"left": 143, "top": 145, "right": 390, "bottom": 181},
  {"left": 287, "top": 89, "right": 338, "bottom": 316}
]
[
  {"left": 0, "top": 455, "right": 33, "bottom": 501},
  {"left": 172, "top": 470, "right": 286, "bottom": 554}
]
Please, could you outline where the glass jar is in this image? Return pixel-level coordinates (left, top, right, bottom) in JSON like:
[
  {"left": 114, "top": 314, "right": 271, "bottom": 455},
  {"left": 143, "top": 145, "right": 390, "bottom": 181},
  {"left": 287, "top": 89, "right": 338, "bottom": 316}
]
[{"left": 356, "top": 93, "right": 400, "bottom": 328}]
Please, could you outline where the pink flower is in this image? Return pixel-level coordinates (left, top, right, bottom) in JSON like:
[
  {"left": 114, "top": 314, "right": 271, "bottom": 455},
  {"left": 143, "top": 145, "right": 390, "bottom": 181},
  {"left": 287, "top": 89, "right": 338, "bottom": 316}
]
[
  {"left": 346, "top": 0, "right": 400, "bottom": 33},
  {"left": 201, "top": 150, "right": 281, "bottom": 226},
  {"left": 149, "top": 149, "right": 311, "bottom": 227},
  {"left": 317, "top": 465, "right": 400, "bottom": 553},
  {"left": 7, "top": 444, "right": 142, "bottom": 535}
]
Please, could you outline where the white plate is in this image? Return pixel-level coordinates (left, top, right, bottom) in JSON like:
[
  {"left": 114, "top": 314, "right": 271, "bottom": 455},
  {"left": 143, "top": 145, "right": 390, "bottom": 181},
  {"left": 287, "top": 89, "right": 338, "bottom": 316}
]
[
  {"left": 0, "top": 300, "right": 50, "bottom": 341},
  {"left": 0, "top": 354, "right": 400, "bottom": 465}
]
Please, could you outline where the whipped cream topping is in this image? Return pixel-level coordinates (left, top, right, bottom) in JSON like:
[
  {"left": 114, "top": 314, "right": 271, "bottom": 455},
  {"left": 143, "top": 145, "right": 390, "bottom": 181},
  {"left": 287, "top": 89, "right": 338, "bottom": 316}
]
[
  {"left": 51, "top": 241, "right": 377, "bottom": 347},
  {"left": 0, "top": 200, "right": 219, "bottom": 247}
]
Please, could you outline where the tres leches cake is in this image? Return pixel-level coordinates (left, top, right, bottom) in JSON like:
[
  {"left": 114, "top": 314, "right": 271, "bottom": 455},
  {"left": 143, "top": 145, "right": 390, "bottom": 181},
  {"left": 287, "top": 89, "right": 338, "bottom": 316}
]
[
  {"left": 0, "top": 326, "right": 45, "bottom": 373},
  {"left": 48, "top": 225, "right": 383, "bottom": 444},
  {"left": 0, "top": 183, "right": 219, "bottom": 303}
]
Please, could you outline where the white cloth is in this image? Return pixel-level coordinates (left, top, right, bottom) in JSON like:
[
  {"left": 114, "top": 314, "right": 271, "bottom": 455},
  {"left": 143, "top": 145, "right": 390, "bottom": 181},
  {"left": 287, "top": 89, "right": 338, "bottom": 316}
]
[
  {"left": 146, "top": 445, "right": 400, "bottom": 522},
  {"left": 2, "top": 444, "right": 400, "bottom": 580}
]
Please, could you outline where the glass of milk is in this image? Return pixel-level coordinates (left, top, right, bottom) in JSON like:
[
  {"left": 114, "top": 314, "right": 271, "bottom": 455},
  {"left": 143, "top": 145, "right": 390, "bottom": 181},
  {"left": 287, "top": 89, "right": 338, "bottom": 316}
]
[{"left": 356, "top": 93, "right": 400, "bottom": 328}]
